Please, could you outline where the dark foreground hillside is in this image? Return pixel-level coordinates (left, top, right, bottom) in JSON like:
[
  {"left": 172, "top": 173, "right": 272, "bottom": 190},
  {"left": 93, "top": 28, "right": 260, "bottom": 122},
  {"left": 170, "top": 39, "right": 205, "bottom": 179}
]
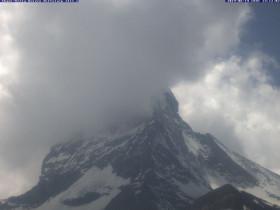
[{"left": 191, "top": 184, "right": 280, "bottom": 210}]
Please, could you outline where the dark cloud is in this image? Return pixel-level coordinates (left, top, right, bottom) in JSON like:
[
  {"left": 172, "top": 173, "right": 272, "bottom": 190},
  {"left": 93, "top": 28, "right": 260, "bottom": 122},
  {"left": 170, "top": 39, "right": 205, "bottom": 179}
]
[{"left": 0, "top": 0, "right": 250, "bottom": 198}]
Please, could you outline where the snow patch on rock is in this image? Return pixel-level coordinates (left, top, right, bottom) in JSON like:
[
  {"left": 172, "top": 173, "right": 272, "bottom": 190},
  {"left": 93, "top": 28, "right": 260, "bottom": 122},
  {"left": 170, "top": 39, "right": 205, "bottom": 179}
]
[{"left": 36, "top": 165, "right": 130, "bottom": 210}]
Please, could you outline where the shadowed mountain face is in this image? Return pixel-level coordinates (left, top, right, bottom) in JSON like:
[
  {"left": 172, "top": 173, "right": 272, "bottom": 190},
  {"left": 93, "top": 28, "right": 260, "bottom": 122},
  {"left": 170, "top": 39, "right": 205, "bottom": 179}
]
[
  {"left": 191, "top": 184, "right": 280, "bottom": 210},
  {"left": 1, "top": 90, "right": 280, "bottom": 210}
]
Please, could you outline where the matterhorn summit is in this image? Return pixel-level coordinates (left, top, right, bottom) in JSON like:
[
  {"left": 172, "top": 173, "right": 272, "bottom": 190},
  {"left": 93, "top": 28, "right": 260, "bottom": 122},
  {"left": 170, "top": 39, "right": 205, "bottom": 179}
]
[{"left": 1, "top": 90, "right": 280, "bottom": 210}]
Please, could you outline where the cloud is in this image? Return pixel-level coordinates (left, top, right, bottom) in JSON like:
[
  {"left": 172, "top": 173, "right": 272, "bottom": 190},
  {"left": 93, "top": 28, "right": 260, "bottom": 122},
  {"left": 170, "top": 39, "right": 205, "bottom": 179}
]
[
  {"left": 173, "top": 52, "right": 280, "bottom": 174},
  {"left": 0, "top": 0, "right": 250, "bottom": 198}
]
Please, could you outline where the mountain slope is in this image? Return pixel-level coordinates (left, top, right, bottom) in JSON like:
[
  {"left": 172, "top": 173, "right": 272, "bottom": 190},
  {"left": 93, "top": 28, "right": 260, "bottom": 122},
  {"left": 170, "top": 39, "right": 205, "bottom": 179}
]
[
  {"left": 1, "top": 90, "right": 280, "bottom": 210},
  {"left": 191, "top": 184, "right": 280, "bottom": 210}
]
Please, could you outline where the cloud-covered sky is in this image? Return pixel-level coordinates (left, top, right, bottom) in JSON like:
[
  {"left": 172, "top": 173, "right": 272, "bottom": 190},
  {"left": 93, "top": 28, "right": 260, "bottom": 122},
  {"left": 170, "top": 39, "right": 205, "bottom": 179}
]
[
  {"left": 173, "top": 52, "right": 280, "bottom": 174},
  {"left": 0, "top": 0, "right": 279, "bottom": 199}
]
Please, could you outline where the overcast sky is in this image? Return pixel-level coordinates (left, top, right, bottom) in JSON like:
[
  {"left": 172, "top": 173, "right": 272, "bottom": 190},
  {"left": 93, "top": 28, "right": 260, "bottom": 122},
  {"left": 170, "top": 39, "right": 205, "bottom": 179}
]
[{"left": 0, "top": 0, "right": 279, "bottom": 199}]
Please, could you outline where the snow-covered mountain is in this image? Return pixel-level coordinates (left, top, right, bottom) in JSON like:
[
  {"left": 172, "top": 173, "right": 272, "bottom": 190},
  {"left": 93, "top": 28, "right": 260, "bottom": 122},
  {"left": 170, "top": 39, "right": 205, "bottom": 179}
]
[{"left": 1, "top": 90, "right": 280, "bottom": 210}]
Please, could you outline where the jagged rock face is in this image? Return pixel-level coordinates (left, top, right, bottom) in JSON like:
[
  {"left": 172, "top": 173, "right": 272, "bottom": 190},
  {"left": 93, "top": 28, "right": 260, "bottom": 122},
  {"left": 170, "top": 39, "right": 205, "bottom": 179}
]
[
  {"left": 1, "top": 90, "right": 280, "bottom": 210},
  {"left": 191, "top": 184, "right": 280, "bottom": 210}
]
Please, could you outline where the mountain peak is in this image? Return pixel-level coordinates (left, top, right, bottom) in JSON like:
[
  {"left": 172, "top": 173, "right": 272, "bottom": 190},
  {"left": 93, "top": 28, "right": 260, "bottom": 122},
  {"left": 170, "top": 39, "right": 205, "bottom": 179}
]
[
  {"left": 1, "top": 90, "right": 280, "bottom": 210},
  {"left": 152, "top": 89, "right": 179, "bottom": 115}
]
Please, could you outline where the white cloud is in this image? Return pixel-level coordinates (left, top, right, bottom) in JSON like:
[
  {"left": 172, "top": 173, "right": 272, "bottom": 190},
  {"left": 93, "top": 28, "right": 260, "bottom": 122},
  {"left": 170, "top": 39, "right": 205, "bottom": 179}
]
[
  {"left": 0, "top": 159, "right": 42, "bottom": 199},
  {"left": 0, "top": 6, "right": 19, "bottom": 98},
  {"left": 173, "top": 53, "right": 280, "bottom": 174}
]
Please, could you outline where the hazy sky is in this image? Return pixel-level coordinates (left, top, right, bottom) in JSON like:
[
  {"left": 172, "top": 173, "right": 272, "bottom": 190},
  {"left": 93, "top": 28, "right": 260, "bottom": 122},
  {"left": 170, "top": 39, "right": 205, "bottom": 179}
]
[{"left": 0, "top": 0, "right": 279, "bottom": 199}]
